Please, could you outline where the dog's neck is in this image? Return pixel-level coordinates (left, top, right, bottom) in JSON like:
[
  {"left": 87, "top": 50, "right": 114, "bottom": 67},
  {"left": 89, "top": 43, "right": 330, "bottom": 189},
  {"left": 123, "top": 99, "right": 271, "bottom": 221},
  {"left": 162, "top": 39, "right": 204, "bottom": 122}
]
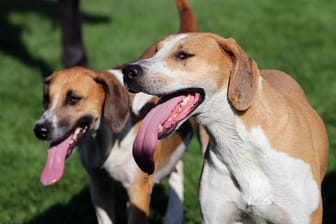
[
  {"left": 197, "top": 89, "right": 276, "bottom": 204},
  {"left": 79, "top": 112, "right": 133, "bottom": 171}
]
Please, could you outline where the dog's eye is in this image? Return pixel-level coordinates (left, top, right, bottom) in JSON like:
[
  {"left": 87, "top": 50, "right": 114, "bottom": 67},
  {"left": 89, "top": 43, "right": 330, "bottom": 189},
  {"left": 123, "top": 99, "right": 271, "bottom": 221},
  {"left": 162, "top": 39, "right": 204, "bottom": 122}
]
[
  {"left": 174, "top": 51, "right": 194, "bottom": 60},
  {"left": 65, "top": 91, "right": 82, "bottom": 106},
  {"left": 67, "top": 95, "right": 82, "bottom": 106}
]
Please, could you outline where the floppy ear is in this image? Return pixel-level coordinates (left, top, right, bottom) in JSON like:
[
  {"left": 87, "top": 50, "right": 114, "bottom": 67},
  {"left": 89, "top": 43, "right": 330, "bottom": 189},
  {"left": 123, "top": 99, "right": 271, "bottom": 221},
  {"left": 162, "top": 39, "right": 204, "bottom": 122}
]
[
  {"left": 94, "top": 71, "right": 130, "bottom": 133},
  {"left": 214, "top": 36, "right": 258, "bottom": 111}
]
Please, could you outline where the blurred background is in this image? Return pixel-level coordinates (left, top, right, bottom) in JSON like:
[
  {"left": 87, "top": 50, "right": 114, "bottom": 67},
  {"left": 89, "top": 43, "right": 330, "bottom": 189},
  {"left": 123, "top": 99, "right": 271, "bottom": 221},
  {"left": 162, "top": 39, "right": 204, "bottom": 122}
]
[{"left": 0, "top": 0, "right": 335, "bottom": 223}]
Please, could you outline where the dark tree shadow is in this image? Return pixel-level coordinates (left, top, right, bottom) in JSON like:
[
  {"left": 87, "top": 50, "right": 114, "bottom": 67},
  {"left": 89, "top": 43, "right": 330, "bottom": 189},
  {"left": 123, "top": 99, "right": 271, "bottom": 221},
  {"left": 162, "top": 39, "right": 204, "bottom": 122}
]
[
  {"left": 24, "top": 182, "right": 168, "bottom": 224},
  {"left": 0, "top": 0, "right": 110, "bottom": 76},
  {"left": 322, "top": 170, "right": 336, "bottom": 224}
]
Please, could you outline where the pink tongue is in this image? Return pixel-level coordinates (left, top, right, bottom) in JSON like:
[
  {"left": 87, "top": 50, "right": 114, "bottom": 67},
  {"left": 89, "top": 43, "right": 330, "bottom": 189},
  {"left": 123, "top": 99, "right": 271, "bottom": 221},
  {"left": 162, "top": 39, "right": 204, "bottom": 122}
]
[
  {"left": 40, "top": 133, "right": 73, "bottom": 186},
  {"left": 133, "top": 95, "right": 185, "bottom": 174}
]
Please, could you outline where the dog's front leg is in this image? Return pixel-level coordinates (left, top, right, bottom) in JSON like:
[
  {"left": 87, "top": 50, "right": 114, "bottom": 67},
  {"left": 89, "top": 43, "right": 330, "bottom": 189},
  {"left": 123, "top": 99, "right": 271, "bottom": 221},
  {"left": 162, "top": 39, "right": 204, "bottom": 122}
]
[
  {"left": 127, "top": 171, "right": 153, "bottom": 224},
  {"left": 199, "top": 149, "right": 243, "bottom": 224},
  {"left": 165, "top": 160, "right": 184, "bottom": 224},
  {"left": 89, "top": 171, "right": 116, "bottom": 224}
]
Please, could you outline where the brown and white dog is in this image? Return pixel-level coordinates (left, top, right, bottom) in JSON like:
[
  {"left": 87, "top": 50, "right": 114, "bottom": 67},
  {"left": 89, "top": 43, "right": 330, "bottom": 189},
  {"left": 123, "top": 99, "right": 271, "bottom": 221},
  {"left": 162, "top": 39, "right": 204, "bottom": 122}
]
[
  {"left": 33, "top": 1, "right": 201, "bottom": 224},
  {"left": 122, "top": 33, "right": 329, "bottom": 223}
]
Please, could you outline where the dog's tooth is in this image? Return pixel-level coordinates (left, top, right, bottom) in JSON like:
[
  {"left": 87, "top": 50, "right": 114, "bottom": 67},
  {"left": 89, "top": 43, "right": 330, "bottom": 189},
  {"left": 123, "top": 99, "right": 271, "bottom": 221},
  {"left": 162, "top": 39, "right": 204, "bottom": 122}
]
[
  {"left": 177, "top": 107, "right": 183, "bottom": 113},
  {"left": 169, "top": 113, "right": 178, "bottom": 122},
  {"left": 181, "top": 95, "right": 191, "bottom": 107},
  {"left": 159, "top": 125, "right": 163, "bottom": 132},
  {"left": 74, "top": 128, "right": 81, "bottom": 135}
]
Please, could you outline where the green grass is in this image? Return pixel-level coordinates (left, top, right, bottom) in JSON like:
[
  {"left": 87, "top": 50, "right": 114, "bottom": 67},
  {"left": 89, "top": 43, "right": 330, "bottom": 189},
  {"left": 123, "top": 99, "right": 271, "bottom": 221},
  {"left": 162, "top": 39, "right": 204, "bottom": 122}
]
[{"left": 0, "top": 0, "right": 335, "bottom": 223}]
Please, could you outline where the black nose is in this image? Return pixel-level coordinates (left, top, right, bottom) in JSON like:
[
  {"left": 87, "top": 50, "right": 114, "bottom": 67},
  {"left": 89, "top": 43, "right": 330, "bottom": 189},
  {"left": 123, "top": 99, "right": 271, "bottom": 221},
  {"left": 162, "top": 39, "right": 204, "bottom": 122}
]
[
  {"left": 34, "top": 122, "right": 51, "bottom": 140},
  {"left": 122, "top": 64, "right": 143, "bottom": 80}
]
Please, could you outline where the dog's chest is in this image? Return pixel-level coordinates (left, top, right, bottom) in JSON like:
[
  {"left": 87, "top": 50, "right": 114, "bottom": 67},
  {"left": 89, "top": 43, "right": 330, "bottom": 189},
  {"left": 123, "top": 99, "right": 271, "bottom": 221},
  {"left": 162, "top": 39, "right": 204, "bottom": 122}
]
[
  {"left": 206, "top": 119, "right": 320, "bottom": 223},
  {"left": 101, "top": 131, "right": 138, "bottom": 188}
]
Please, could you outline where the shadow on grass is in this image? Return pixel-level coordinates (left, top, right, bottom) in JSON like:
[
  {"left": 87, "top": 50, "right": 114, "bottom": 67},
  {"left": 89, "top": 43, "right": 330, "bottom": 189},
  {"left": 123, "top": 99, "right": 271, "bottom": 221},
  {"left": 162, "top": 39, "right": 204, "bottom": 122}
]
[
  {"left": 322, "top": 170, "right": 336, "bottom": 224},
  {"left": 24, "top": 182, "right": 168, "bottom": 224},
  {"left": 24, "top": 187, "right": 97, "bottom": 224},
  {"left": 0, "top": 0, "right": 110, "bottom": 76}
]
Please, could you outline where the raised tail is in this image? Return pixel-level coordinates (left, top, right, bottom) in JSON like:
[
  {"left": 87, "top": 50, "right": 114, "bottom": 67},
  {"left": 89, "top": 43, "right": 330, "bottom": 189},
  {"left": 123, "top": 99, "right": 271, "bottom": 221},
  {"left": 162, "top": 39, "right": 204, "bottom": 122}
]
[{"left": 176, "top": 0, "right": 198, "bottom": 33}]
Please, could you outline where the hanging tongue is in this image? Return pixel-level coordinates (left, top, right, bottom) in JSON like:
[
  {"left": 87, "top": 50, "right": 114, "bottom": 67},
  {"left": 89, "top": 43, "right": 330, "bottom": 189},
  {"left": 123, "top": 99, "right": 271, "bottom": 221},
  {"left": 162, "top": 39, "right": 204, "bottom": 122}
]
[
  {"left": 40, "top": 133, "right": 73, "bottom": 186},
  {"left": 133, "top": 92, "right": 200, "bottom": 174}
]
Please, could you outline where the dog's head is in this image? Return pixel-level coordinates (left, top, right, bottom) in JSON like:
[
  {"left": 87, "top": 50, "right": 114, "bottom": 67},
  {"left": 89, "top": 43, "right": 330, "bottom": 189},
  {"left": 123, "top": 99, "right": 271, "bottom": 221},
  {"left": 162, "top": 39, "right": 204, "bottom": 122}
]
[
  {"left": 122, "top": 33, "right": 258, "bottom": 173},
  {"left": 34, "top": 67, "right": 129, "bottom": 185},
  {"left": 123, "top": 32, "right": 258, "bottom": 110}
]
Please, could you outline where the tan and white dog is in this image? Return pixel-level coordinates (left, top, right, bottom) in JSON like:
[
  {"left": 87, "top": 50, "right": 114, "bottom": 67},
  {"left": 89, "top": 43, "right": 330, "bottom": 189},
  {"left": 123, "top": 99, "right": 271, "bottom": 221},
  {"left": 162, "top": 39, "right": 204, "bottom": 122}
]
[
  {"left": 122, "top": 32, "right": 329, "bottom": 223},
  {"left": 33, "top": 1, "right": 202, "bottom": 223}
]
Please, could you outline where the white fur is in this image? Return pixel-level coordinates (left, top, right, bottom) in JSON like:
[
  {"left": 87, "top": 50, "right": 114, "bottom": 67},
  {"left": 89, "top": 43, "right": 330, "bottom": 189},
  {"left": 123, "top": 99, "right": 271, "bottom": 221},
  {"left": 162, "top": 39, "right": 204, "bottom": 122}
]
[
  {"left": 36, "top": 86, "right": 68, "bottom": 141},
  {"left": 132, "top": 92, "right": 155, "bottom": 116},
  {"left": 239, "top": 122, "right": 319, "bottom": 223},
  {"left": 150, "top": 34, "right": 188, "bottom": 62},
  {"left": 140, "top": 34, "right": 188, "bottom": 75},
  {"left": 108, "top": 69, "right": 124, "bottom": 86},
  {"left": 100, "top": 120, "right": 138, "bottom": 189}
]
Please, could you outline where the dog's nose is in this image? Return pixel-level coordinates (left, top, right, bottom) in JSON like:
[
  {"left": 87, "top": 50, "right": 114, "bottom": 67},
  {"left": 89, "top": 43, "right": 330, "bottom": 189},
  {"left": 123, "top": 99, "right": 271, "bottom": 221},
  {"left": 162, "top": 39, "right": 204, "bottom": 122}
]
[
  {"left": 122, "top": 64, "right": 144, "bottom": 93},
  {"left": 122, "top": 64, "right": 143, "bottom": 80},
  {"left": 34, "top": 122, "right": 51, "bottom": 140}
]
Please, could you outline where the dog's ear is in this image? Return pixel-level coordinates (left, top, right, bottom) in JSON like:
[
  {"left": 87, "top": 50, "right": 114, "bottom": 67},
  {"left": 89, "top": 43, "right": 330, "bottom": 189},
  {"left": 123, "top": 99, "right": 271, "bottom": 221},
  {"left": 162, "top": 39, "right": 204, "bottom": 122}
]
[
  {"left": 94, "top": 71, "right": 130, "bottom": 133},
  {"left": 214, "top": 36, "right": 258, "bottom": 111}
]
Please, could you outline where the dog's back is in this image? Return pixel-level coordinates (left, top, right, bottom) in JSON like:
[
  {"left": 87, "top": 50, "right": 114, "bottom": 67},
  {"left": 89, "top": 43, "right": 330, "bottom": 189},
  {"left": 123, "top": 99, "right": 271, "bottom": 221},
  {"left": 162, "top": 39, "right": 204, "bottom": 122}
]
[{"left": 261, "top": 69, "right": 329, "bottom": 180}]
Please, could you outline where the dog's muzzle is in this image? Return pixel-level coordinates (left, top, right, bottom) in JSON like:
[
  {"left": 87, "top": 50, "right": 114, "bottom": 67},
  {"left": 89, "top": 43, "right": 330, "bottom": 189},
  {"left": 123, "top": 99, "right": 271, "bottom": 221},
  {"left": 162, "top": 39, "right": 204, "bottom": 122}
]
[{"left": 122, "top": 64, "right": 144, "bottom": 93}]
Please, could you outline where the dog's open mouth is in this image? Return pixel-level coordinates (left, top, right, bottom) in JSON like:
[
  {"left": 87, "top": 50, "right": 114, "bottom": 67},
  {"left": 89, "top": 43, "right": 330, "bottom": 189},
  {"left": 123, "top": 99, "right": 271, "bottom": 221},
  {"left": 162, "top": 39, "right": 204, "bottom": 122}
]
[
  {"left": 133, "top": 89, "right": 204, "bottom": 174},
  {"left": 40, "top": 123, "right": 89, "bottom": 186}
]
